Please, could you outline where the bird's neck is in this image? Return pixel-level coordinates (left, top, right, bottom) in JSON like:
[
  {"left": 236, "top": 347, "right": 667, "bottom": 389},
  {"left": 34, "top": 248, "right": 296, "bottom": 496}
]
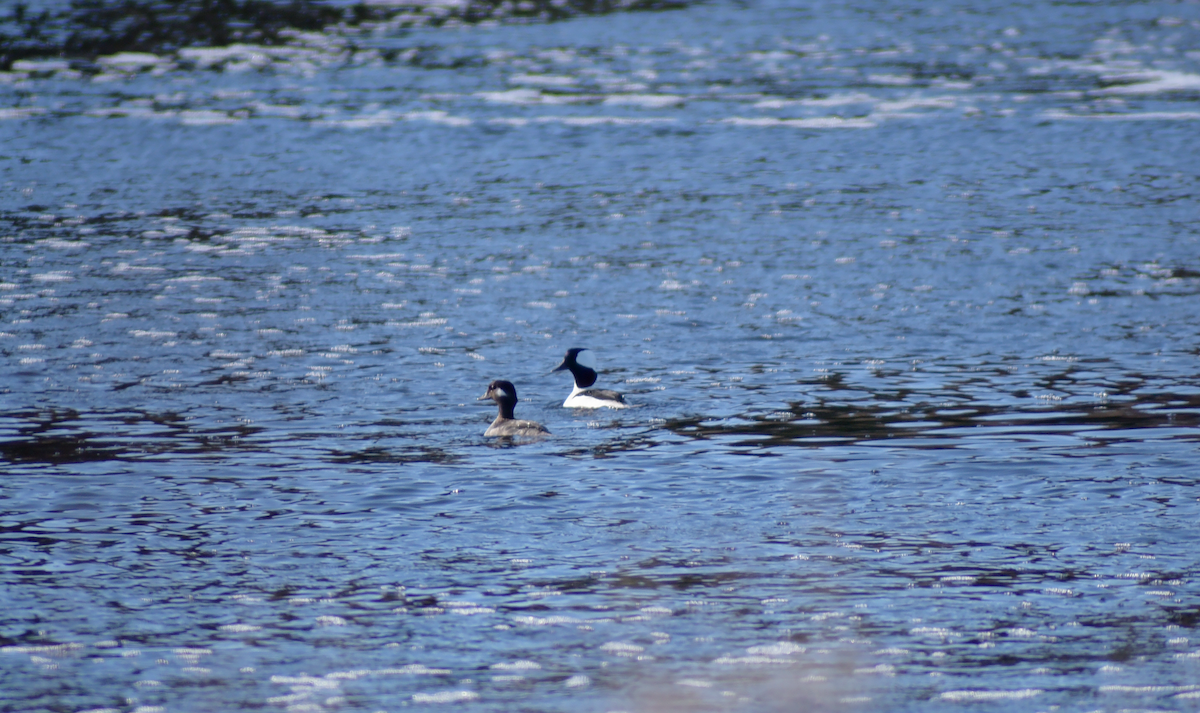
[
  {"left": 495, "top": 400, "right": 517, "bottom": 420},
  {"left": 569, "top": 365, "right": 598, "bottom": 388}
]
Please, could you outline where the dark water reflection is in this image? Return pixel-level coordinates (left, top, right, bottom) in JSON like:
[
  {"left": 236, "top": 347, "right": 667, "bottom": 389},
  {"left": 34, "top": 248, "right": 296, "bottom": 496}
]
[
  {"left": 669, "top": 384, "right": 1200, "bottom": 451},
  {"left": 3, "top": 0, "right": 1200, "bottom": 711}
]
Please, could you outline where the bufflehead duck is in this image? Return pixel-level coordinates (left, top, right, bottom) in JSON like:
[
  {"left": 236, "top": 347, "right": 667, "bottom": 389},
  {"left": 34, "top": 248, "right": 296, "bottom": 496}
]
[
  {"left": 478, "top": 380, "right": 550, "bottom": 438},
  {"left": 551, "top": 347, "right": 629, "bottom": 409}
]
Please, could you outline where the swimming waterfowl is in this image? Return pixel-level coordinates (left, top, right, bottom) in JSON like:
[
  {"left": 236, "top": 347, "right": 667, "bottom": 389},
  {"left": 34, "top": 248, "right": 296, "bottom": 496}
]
[
  {"left": 551, "top": 347, "right": 629, "bottom": 409},
  {"left": 478, "top": 380, "right": 550, "bottom": 437}
]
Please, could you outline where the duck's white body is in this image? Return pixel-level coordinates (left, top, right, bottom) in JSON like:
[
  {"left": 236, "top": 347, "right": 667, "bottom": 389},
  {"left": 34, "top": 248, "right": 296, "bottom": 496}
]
[{"left": 563, "top": 383, "right": 629, "bottom": 409}]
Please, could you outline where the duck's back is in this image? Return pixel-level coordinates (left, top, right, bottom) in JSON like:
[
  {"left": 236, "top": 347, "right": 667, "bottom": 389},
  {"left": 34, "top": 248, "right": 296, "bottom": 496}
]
[{"left": 485, "top": 417, "right": 551, "bottom": 437}]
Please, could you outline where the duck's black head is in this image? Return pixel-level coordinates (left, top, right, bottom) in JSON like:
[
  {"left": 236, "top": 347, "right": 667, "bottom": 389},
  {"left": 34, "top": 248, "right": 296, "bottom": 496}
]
[
  {"left": 478, "top": 379, "right": 519, "bottom": 404},
  {"left": 551, "top": 347, "right": 597, "bottom": 388},
  {"left": 478, "top": 380, "right": 519, "bottom": 419}
]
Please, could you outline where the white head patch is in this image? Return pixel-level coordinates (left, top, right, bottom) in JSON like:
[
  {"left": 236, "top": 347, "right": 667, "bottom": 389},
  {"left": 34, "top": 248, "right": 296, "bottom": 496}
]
[{"left": 575, "top": 348, "right": 597, "bottom": 370}]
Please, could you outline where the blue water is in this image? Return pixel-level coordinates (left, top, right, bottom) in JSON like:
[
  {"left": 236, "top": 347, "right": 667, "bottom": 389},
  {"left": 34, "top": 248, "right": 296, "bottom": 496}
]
[{"left": 3, "top": 1, "right": 1200, "bottom": 711}]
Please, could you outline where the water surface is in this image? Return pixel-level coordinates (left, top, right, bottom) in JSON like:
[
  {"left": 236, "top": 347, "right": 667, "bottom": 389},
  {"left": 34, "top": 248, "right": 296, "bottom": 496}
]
[{"left": 2, "top": 1, "right": 1200, "bottom": 711}]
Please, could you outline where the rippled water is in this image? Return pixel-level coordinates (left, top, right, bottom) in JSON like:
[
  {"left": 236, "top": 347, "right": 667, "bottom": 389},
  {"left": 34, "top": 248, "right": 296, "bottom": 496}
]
[{"left": 3, "top": 1, "right": 1200, "bottom": 711}]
